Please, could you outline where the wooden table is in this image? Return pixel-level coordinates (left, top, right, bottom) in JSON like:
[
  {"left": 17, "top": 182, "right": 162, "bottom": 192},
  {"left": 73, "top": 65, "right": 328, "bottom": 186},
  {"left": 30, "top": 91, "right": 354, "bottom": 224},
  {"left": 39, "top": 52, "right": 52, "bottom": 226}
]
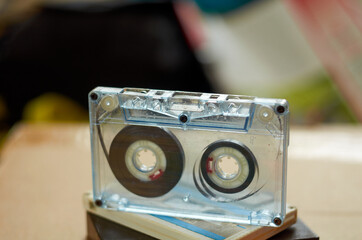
[{"left": 0, "top": 123, "right": 361, "bottom": 239}]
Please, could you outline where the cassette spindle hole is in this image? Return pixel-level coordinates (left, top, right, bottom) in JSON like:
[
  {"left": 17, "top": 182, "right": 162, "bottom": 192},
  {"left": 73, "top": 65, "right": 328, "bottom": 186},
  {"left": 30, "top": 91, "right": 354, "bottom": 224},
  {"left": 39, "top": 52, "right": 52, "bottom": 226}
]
[
  {"left": 124, "top": 139, "right": 168, "bottom": 183},
  {"left": 215, "top": 155, "right": 240, "bottom": 180},
  {"left": 133, "top": 148, "right": 157, "bottom": 173}
]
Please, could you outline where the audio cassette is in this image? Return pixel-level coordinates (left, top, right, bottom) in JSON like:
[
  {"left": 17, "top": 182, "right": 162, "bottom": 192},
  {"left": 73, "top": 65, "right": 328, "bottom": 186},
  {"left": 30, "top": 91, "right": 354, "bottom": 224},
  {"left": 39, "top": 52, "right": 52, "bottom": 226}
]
[{"left": 89, "top": 87, "right": 289, "bottom": 227}]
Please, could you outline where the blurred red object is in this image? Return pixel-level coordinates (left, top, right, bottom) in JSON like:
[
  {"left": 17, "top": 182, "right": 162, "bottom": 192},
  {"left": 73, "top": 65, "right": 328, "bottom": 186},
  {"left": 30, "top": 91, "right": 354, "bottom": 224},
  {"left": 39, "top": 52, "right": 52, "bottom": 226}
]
[{"left": 173, "top": 1, "right": 206, "bottom": 50}]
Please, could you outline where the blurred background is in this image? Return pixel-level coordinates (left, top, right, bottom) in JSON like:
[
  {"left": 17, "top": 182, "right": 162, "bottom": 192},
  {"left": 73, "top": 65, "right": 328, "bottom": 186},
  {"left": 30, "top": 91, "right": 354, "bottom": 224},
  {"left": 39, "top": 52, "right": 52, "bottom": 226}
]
[{"left": 0, "top": 0, "right": 362, "bottom": 145}]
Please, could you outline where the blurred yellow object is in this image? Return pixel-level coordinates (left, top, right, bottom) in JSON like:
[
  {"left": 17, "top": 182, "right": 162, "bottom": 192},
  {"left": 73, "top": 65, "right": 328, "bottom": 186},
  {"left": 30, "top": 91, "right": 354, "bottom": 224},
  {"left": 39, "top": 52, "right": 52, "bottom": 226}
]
[{"left": 23, "top": 93, "right": 88, "bottom": 122}]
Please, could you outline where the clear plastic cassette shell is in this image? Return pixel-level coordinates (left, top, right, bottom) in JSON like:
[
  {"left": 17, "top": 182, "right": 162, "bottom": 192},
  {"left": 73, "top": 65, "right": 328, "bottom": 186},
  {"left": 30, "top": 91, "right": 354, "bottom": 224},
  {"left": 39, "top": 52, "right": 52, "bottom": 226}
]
[{"left": 89, "top": 87, "right": 289, "bottom": 227}]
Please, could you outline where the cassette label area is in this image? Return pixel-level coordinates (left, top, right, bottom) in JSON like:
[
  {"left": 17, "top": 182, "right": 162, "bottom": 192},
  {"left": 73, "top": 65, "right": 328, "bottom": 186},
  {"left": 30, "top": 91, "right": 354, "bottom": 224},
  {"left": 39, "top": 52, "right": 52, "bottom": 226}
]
[{"left": 89, "top": 87, "right": 289, "bottom": 227}]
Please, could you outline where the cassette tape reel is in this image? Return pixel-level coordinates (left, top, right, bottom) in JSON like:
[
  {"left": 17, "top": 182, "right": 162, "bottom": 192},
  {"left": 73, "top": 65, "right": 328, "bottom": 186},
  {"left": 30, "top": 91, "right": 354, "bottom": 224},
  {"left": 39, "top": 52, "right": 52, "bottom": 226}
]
[
  {"left": 89, "top": 87, "right": 289, "bottom": 227},
  {"left": 197, "top": 140, "right": 257, "bottom": 195},
  {"left": 108, "top": 125, "right": 184, "bottom": 198}
]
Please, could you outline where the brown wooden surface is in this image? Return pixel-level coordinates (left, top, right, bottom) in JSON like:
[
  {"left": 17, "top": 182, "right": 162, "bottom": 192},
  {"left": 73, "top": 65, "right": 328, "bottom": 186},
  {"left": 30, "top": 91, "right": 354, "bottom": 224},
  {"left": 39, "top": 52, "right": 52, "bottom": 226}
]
[{"left": 0, "top": 123, "right": 361, "bottom": 239}]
